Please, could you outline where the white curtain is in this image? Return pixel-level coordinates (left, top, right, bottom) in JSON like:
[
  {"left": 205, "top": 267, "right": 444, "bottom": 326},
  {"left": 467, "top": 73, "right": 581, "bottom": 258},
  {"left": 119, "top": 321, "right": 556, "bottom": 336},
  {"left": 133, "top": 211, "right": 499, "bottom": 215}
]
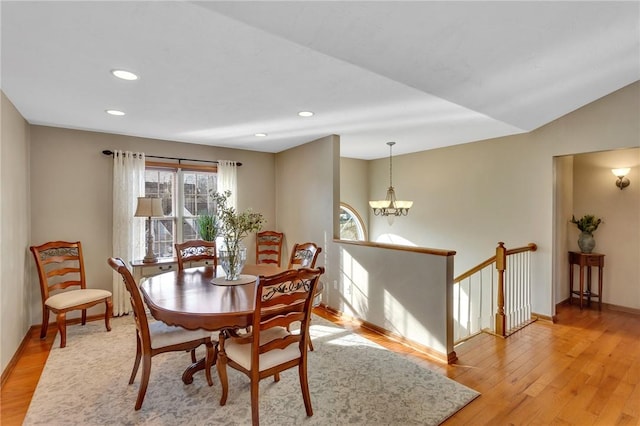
[
  {"left": 217, "top": 160, "right": 238, "bottom": 209},
  {"left": 112, "top": 150, "right": 146, "bottom": 316}
]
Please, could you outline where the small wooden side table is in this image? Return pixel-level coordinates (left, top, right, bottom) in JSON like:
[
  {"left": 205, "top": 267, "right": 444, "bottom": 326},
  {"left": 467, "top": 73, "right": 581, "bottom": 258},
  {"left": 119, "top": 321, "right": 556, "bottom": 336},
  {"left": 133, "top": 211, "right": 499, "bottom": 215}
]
[{"left": 568, "top": 251, "right": 605, "bottom": 310}]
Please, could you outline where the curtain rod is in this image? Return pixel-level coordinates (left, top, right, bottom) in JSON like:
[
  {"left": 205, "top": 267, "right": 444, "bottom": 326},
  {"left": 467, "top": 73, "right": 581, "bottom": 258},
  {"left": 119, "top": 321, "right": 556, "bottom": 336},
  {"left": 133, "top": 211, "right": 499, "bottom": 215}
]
[{"left": 101, "top": 150, "right": 242, "bottom": 166}]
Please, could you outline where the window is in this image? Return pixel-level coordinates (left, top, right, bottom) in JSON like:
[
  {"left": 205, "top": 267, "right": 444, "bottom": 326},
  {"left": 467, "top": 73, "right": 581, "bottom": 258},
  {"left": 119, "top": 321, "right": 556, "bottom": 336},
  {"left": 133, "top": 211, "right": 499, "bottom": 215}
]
[
  {"left": 339, "top": 203, "right": 366, "bottom": 241},
  {"left": 181, "top": 171, "right": 217, "bottom": 241},
  {"left": 145, "top": 166, "right": 217, "bottom": 257}
]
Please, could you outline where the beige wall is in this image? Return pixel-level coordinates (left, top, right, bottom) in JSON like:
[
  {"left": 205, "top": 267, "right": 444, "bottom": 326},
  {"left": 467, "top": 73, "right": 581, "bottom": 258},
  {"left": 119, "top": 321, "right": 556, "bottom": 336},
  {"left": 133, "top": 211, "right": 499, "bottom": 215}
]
[
  {"left": 571, "top": 148, "right": 640, "bottom": 309},
  {"left": 553, "top": 155, "right": 574, "bottom": 306},
  {"left": 339, "top": 157, "right": 369, "bottom": 236},
  {"left": 275, "top": 135, "right": 340, "bottom": 265},
  {"left": 281, "top": 137, "right": 456, "bottom": 359},
  {"left": 336, "top": 242, "right": 455, "bottom": 359},
  {"left": 1, "top": 92, "right": 31, "bottom": 372},
  {"left": 28, "top": 126, "right": 277, "bottom": 325},
  {"left": 364, "top": 81, "right": 639, "bottom": 316}
]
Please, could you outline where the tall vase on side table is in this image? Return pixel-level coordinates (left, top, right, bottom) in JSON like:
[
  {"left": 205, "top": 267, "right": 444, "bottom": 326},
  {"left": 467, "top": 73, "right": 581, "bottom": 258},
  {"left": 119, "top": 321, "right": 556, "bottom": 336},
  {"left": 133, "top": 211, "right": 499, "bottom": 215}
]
[
  {"left": 577, "top": 231, "right": 596, "bottom": 254},
  {"left": 571, "top": 214, "right": 602, "bottom": 254}
]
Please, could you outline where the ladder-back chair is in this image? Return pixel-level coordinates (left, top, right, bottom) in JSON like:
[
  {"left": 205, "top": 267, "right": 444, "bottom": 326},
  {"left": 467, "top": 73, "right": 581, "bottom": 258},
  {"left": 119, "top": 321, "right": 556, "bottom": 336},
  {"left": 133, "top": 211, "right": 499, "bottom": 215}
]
[
  {"left": 288, "top": 242, "right": 322, "bottom": 269},
  {"left": 108, "top": 257, "right": 215, "bottom": 410},
  {"left": 216, "top": 266, "right": 324, "bottom": 426},
  {"left": 175, "top": 239, "right": 217, "bottom": 271},
  {"left": 255, "top": 231, "right": 284, "bottom": 267},
  {"left": 30, "top": 241, "right": 113, "bottom": 348}
]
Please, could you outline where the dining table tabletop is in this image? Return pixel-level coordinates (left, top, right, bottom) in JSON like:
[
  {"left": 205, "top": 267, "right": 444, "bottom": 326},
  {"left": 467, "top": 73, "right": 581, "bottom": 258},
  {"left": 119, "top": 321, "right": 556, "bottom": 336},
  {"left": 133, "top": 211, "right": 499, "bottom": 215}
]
[{"left": 139, "top": 263, "right": 284, "bottom": 383}]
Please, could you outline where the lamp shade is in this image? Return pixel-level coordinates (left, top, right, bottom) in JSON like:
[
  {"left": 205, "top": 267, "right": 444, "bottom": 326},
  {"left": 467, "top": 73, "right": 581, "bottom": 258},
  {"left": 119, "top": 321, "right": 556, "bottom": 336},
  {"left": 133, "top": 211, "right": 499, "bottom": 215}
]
[
  {"left": 611, "top": 168, "right": 630, "bottom": 178},
  {"left": 134, "top": 197, "right": 164, "bottom": 218},
  {"left": 394, "top": 200, "right": 414, "bottom": 209},
  {"left": 369, "top": 200, "right": 391, "bottom": 209}
]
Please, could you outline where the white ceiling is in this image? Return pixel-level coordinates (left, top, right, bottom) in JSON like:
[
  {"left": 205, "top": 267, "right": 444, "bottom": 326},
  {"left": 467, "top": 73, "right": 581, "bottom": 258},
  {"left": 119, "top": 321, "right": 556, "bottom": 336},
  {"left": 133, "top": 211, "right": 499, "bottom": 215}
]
[{"left": 2, "top": 1, "right": 638, "bottom": 160}]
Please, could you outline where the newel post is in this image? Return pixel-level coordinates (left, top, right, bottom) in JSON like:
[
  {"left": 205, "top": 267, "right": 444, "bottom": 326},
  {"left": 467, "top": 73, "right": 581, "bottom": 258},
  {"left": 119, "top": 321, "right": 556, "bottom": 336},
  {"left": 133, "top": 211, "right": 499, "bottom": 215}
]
[{"left": 495, "top": 242, "right": 507, "bottom": 337}]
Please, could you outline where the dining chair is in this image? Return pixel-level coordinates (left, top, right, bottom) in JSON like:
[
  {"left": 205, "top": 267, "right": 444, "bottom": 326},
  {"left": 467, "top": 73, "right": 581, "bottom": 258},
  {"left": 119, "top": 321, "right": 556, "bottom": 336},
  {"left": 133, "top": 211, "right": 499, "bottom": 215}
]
[
  {"left": 175, "top": 239, "right": 217, "bottom": 271},
  {"left": 255, "top": 230, "right": 284, "bottom": 267},
  {"left": 287, "top": 242, "right": 322, "bottom": 269},
  {"left": 30, "top": 241, "right": 113, "bottom": 348},
  {"left": 108, "top": 257, "right": 216, "bottom": 410},
  {"left": 216, "top": 266, "right": 325, "bottom": 426},
  {"left": 175, "top": 240, "right": 224, "bottom": 362},
  {"left": 287, "top": 242, "right": 323, "bottom": 351}
]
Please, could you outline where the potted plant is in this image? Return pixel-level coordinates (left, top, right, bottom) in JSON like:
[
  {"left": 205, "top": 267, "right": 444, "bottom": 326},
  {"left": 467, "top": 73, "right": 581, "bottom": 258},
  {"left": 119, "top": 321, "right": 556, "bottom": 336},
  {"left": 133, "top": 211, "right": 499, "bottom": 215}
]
[
  {"left": 212, "top": 190, "right": 265, "bottom": 280},
  {"left": 196, "top": 214, "right": 219, "bottom": 242},
  {"left": 570, "top": 214, "right": 602, "bottom": 253}
]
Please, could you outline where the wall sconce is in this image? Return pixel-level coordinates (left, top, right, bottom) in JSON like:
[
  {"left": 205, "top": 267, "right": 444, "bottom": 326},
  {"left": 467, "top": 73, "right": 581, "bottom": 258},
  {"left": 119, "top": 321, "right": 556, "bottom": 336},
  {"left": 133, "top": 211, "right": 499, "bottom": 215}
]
[
  {"left": 134, "top": 197, "right": 165, "bottom": 263},
  {"left": 611, "top": 168, "right": 631, "bottom": 190}
]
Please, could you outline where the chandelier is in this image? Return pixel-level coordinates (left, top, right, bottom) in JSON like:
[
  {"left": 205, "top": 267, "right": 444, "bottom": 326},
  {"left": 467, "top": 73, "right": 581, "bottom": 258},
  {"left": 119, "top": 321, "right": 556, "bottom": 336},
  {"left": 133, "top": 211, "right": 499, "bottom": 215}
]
[{"left": 369, "top": 142, "right": 413, "bottom": 222}]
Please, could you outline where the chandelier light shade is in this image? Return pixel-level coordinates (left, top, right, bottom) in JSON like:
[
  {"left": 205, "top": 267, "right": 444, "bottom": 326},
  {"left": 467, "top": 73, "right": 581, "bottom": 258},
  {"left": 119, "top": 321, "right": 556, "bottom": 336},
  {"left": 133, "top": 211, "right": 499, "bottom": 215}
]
[
  {"left": 369, "top": 142, "right": 413, "bottom": 223},
  {"left": 134, "top": 197, "right": 165, "bottom": 263}
]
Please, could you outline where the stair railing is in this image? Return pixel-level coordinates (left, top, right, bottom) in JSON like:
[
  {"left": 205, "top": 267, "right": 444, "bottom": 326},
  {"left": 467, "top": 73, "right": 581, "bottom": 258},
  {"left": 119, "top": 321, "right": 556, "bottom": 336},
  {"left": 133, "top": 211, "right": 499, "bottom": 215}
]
[{"left": 453, "top": 242, "right": 537, "bottom": 343}]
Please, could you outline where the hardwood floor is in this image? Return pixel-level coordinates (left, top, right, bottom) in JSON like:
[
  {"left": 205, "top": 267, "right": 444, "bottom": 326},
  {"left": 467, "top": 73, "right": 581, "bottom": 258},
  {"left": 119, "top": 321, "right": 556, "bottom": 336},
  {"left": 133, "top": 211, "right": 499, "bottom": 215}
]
[
  {"left": 317, "top": 304, "right": 640, "bottom": 426},
  {"left": 2, "top": 304, "right": 639, "bottom": 425},
  {"left": 1, "top": 326, "right": 57, "bottom": 426}
]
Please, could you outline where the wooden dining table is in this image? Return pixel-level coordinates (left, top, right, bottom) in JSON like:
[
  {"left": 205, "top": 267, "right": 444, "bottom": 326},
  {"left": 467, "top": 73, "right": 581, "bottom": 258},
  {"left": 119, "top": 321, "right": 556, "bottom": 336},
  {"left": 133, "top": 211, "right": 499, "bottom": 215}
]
[{"left": 140, "top": 263, "right": 283, "bottom": 384}]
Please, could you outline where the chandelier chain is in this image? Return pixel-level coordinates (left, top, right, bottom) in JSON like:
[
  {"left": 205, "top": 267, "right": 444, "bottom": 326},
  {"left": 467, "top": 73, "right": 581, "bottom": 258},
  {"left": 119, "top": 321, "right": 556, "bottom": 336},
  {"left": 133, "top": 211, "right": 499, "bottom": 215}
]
[
  {"left": 389, "top": 144, "right": 392, "bottom": 187},
  {"left": 387, "top": 141, "right": 395, "bottom": 188}
]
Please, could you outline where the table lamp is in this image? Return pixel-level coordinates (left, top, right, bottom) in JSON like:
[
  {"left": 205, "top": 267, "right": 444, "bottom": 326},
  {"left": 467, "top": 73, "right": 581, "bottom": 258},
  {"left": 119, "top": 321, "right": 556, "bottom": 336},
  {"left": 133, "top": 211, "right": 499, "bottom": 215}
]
[{"left": 135, "top": 197, "right": 164, "bottom": 263}]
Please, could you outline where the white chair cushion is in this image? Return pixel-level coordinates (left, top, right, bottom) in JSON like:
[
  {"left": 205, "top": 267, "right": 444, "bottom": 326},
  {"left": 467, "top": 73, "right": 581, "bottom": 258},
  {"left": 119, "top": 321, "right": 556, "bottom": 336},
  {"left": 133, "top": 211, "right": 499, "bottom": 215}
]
[
  {"left": 45, "top": 289, "right": 112, "bottom": 310},
  {"left": 226, "top": 326, "right": 301, "bottom": 372},
  {"left": 149, "top": 321, "right": 213, "bottom": 349}
]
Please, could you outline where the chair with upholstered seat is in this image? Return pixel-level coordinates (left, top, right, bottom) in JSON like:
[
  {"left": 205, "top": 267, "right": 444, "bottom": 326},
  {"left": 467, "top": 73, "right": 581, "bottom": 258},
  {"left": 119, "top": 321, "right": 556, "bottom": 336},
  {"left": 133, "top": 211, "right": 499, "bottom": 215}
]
[
  {"left": 175, "top": 239, "right": 217, "bottom": 271},
  {"left": 30, "top": 241, "right": 113, "bottom": 348},
  {"left": 108, "top": 257, "right": 215, "bottom": 410},
  {"left": 216, "top": 266, "right": 324, "bottom": 426},
  {"left": 287, "top": 242, "right": 322, "bottom": 269},
  {"left": 287, "top": 242, "right": 323, "bottom": 350},
  {"left": 255, "top": 231, "right": 284, "bottom": 267}
]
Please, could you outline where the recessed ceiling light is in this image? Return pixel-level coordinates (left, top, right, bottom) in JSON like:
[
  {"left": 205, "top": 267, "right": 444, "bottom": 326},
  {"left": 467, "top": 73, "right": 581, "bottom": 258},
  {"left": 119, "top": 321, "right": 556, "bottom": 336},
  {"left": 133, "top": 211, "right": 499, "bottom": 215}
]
[
  {"left": 105, "top": 109, "right": 126, "bottom": 116},
  {"left": 298, "top": 111, "right": 314, "bottom": 117},
  {"left": 254, "top": 133, "right": 268, "bottom": 137},
  {"left": 111, "top": 69, "right": 139, "bottom": 81}
]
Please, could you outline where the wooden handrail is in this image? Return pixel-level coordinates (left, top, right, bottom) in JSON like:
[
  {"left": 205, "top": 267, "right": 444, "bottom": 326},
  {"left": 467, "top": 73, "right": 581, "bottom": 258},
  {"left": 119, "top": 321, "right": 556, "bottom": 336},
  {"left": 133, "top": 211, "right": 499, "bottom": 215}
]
[
  {"left": 454, "top": 256, "right": 496, "bottom": 283},
  {"left": 506, "top": 243, "right": 537, "bottom": 256},
  {"left": 452, "top": 241, "right": 537, "bottom": 339},
  {"left": 336, "top": 239, "right": 456, "bottom": 257},
  {"left": 453, "top": 242, "right": 537, "bottom": 284}
]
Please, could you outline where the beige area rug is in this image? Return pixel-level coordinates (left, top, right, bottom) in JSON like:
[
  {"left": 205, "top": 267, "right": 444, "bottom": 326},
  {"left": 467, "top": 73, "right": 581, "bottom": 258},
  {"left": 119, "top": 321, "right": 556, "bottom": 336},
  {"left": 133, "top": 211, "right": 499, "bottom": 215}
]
[{"left": 24, "top": 315, "right": 479, "bottom": 425}]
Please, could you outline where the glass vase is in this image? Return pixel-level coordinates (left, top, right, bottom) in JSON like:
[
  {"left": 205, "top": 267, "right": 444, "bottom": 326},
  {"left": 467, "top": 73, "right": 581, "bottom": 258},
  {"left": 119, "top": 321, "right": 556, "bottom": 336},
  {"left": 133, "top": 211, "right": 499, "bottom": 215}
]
[{"left": 218, "top": 243, "right": 247, "bottom": 280}]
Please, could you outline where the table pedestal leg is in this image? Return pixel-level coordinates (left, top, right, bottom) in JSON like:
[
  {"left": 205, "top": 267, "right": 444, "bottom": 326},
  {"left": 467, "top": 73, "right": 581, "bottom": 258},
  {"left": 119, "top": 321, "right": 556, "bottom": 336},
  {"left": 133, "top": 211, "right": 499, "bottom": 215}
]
[
  {"left": 181, "top": 341, "right": 216, "bottom": 385},
  {"left": 182, "top": 358, "right": 206, "bottom": 384}
]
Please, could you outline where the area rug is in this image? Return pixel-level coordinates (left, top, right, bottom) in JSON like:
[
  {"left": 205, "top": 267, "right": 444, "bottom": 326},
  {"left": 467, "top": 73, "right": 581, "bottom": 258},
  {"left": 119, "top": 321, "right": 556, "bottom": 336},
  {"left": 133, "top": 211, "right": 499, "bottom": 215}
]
[{"left": 24, "top": 315, "right": 479, "bottom": 425}]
